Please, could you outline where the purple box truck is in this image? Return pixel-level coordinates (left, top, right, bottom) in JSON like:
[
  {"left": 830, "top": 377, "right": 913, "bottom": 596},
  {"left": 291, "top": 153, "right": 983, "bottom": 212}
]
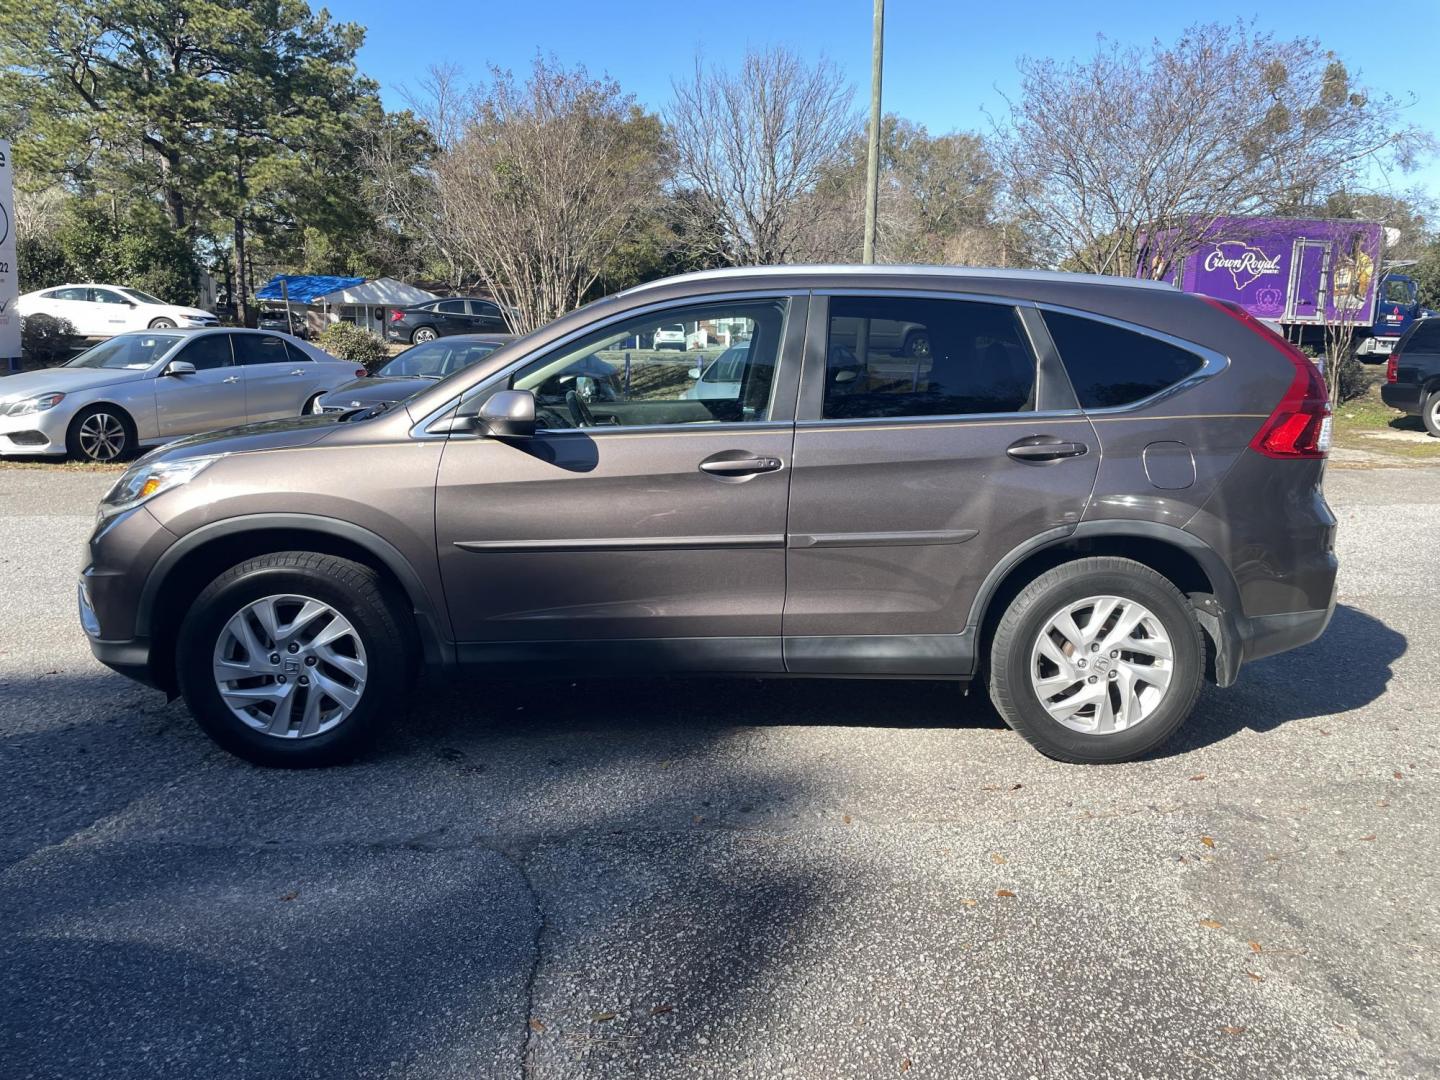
[{"left": 1140, "top": 216, "right": 1428, "bottom": 360}]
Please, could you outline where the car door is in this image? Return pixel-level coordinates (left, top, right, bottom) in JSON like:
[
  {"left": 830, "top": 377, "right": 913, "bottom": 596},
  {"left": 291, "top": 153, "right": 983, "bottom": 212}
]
[
  {"left": 152, "top": 332, "right": 246, "bottom": 438},
  {"left": 89, "top": 288, "right": 140, "bottom": 335},
  {"left": 432, "top": 299, "right": 469, "bottom": 337},
  {"left": 432, "top": 293, "right": 805, "bottom": 670},
  {"left": 782, "top": 291, "right": 1100, "bottom": 674},
  {"left": 232, "top": 332, "right": 313, "bottom": 421},
  {"left": 42, "top": 287, "right": 96, "bottom": 334},
  {"left": 467, "top": 299, "right": 507, "bottom": 332}
]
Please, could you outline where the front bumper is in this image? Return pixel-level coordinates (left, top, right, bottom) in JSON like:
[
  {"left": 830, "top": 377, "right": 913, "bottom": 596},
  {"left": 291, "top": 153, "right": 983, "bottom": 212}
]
[
  {"left": 1380, "top": 382, "right": 1421, "bottom": 415},
  {"left": 0, "top": 406, "right": 71, "bottom": 455}
]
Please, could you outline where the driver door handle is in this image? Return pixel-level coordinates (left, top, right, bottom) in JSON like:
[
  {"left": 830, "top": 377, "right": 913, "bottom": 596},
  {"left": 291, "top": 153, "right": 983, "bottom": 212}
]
[
  {"left": 222, "top": 375, "right": 240, "bottom": 384},
  {"left": 699, "top": 454, "right": 783, "bottom": 476},
  {"left": 289, "top": 368, "right": 305, "bottom": 375}
]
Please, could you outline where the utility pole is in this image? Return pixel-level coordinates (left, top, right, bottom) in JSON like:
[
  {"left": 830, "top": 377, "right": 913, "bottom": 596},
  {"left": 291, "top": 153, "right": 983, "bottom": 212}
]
[{"left": 861, "top": 0, "right": 885, "bottom": 264}]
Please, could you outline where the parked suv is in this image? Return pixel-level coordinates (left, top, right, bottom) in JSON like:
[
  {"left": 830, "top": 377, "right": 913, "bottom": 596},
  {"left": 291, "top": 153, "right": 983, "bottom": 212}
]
[
  {"left": 80, "top": 266, "right": 1337, "bottom": 767},
  {"left": 1381, "top": 316, "right": 1440, "bottom": 436}
]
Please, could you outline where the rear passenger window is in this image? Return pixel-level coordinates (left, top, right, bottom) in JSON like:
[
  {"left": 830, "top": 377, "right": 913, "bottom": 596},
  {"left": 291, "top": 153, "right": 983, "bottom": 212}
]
[
  {"left": 824, "top": 296, "right": 1036, "bottom": 419},
  {"left": 231, "top": 334, "right": 291, "bottom": 366},
  {"left": 1044, "top": 312, "right": 1204, "bottom": 409}
]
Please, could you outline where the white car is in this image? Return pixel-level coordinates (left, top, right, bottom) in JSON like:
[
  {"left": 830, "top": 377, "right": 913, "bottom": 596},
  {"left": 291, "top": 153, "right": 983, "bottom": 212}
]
[
  {"left": 17, "top": 284, "right": 218, "bottom": 338},
  {"left": 682, "top": 342, "right": 750, "bottom": 400},
  {"left": 651, "top": 323, "right": 687, "bottom": 350},
  {"left": 0, "top": 328, "right": 366, "bottom": 462}
]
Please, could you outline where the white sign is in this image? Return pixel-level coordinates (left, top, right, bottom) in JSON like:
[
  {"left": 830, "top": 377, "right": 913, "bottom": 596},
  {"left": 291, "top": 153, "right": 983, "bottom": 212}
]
[{"left": 0, "top": 141, "right": 17, "bottom": 360}]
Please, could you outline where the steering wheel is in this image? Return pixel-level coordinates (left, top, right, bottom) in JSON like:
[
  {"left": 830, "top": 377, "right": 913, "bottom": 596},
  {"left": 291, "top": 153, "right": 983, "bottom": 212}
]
[{"left": 565, "top": 389, "right": 595, "bottom": 428}]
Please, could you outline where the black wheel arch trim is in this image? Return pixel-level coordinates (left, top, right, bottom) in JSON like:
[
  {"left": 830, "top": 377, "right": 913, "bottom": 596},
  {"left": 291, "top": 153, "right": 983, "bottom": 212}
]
[
  {"left": 965, "top": 519, "right": 1247, "bottom": 686},
  {"left": 135, "top": 513, "right": 453, "bottom": 667}
]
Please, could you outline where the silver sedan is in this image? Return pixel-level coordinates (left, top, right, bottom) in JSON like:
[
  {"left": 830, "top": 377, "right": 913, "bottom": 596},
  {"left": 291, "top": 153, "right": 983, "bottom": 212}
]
[{"left": 0, "top": 329, "right": 369, "bottom": 462}]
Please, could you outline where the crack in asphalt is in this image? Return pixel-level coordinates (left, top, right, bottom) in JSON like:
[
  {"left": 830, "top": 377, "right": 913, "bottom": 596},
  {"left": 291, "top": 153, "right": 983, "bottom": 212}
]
[{"left": 471, "top": 836, "right": 548, "bottom": 1080}]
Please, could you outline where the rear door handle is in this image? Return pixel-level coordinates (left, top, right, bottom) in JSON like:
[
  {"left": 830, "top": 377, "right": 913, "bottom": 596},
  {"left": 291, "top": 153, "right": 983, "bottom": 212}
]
[
  {"left": 699, "top": 454, "right": 784, "bottom": 476},
  {"left": 289, "top": 368, "right": 305, "bottom": 376},
  {"left": 222, "top": 375, "right": 240, "bottom": 384},
  {"left": 1006, "top": 437, "right": 1088, "bottom": 463}
]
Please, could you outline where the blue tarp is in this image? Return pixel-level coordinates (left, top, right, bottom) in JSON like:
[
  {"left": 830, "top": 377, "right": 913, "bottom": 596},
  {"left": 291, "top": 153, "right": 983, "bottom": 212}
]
[{"left": 255, "top": 274, "right": 365, "bottom": 304}]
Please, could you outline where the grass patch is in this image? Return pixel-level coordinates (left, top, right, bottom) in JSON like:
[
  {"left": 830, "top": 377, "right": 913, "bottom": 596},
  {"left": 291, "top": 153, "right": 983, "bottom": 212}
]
[
  {"left": 1331, "top": 369, "right": 1440, "bottom": 461},
  {"left": 0, "top": 457, "right": 125, "bottom": 472}
]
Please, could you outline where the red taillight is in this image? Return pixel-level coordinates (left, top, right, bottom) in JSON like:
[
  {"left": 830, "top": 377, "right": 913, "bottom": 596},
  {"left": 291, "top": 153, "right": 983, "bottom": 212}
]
[
  {"left": 355, "top": 367, "right": 367, "bottom": 378},
  {"left": 390, "top": 310, "right": 405, "bottom": 322},
  {"left": 1200, "top": 297, "right": 1330, "bottom": 459},
  {"left": 1387, "top": 354, "right": 1400, "bottom": 383}
]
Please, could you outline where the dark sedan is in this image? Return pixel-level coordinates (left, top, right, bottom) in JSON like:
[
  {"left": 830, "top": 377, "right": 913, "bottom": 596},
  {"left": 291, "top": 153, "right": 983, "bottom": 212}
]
[
  {"left": 311, "top": 334, "right": 513, "bottom": 414},
  {"left": 386, "top": 297, "right": 511, "bottom": 344}
]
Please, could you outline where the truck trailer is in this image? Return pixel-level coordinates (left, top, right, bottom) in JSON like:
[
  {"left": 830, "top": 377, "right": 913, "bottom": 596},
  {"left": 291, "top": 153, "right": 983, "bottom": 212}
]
[{"left": 1139, "top": 216, "right": 1429, "bottom": 360}]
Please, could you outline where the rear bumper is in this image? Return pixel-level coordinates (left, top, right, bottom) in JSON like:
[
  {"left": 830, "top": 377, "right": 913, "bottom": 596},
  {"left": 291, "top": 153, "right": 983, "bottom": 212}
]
[
  {"left": 1237, "top": 602, "right": 1336, "bottom": 665},
  {"left": 1380, "top": 382, "right": 1422, "bottom": 415}
]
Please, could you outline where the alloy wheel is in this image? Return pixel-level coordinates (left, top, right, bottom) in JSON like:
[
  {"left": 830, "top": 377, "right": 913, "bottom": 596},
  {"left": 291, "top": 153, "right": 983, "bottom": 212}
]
[
  {"left": 212, "top": 593, "right": 369, "bottom": 739},
  {"left": 77, "top": 412, "right": 128, "bottom": 462},
  {"left": 1029, "top": 594, "right": 1175, "bottom": 734}
]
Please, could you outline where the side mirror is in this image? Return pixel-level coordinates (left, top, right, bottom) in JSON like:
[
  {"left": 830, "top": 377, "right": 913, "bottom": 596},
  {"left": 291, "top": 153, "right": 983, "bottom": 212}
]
[
  {"left": 478, "top": 388, "right": 536, "bottom": 438},
  {"left": 164, "top": 360, "right": 196, "bottom": 377},
  {"left": 687, "top": 366, "right": 702, "bottom": 380}
]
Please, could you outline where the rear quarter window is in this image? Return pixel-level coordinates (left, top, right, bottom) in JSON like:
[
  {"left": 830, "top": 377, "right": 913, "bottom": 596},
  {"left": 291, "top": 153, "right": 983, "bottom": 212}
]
[
  {"left": 1402, "top": 319, "right": 1440, "bottom": 352},
  {"left": 1044, "top": 312, "right": 1205, "bottom": 409}
]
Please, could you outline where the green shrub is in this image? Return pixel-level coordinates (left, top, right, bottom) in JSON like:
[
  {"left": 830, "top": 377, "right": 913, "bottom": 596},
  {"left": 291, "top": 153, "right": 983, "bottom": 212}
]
[
  {"left": 316, "top": 321, "right": 390, "bottom": 372},
  {"left": 1331, "top": 350, "right": 1369, "bottom": 406},
  {"left": 20, "top": 313, "right": 79, "bottom": 368}
]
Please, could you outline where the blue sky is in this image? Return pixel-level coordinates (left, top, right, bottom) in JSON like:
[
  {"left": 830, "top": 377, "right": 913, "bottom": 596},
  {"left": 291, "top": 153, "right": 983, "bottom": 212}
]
[{"left": 337, "top": 0, "right": 1440, "bottom": 199}]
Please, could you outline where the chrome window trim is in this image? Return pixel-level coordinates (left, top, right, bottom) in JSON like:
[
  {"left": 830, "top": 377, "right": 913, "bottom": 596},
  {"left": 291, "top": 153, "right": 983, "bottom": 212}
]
[
  {"left": 408, "top": 289, "right": 802, "bottom": 440},
  {"left": 1034, "top": 302, "right": 1229, "bottom": 415},
  {"left": 617, "top": 264, "right": 1179, "bottom": 297}
]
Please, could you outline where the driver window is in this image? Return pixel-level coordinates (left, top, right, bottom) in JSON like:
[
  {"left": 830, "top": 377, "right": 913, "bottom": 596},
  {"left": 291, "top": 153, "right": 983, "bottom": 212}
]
[{"left": 504, "top": 299, "right": 788, "bottom": 429}]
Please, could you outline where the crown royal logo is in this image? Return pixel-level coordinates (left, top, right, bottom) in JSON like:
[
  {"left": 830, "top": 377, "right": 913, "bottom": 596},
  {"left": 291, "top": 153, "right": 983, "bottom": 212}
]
[{"left": 1203, "top": 242, "right": 1282, "bottom": 290}]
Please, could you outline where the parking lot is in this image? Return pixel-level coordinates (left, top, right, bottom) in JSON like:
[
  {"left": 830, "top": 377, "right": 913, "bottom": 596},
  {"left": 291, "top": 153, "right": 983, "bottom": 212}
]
[{"left": 1, "top": 462, "right": 1437, "bottom": 1079}]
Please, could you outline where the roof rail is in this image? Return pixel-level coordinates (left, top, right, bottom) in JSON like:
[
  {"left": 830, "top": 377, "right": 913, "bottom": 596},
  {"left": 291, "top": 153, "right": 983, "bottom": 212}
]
[{"left": 618, "top": 264, "right": 1179, "bottom": 296}]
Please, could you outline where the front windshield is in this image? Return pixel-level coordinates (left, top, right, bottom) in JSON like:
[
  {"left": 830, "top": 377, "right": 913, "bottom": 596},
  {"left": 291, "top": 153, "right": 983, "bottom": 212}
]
[
  {"left": 120, "top": 288, "right": 166, "bottom": 305},
  {"left": 379, "top": 340, "right": 501, "bottom": 379},
  {"left": 65, "top": 333, "right": 182, "bottom": 370}
]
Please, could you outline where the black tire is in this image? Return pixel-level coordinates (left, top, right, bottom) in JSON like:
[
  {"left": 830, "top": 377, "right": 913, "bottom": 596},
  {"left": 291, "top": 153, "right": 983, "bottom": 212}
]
[
  {"left": 411, "top": 326, "right": 437, "bottom": 344},
  {"left": 1423, "top": 390, "right": 1440, "bottom": 438},
  {"left": 66, "top": 404, "right": 136, "bottom": 463},
  {"left": 902, "top": 330, "right": 930, "bottom": 358},
  {"left": 987, "top": 557, "right": 1204, "bottom": 764},
  {"left": 149, "top": 317, "right": 177, "bottom": 329},
  {"left": 176, "top": 552, "right": 410, "bottom": 767}
]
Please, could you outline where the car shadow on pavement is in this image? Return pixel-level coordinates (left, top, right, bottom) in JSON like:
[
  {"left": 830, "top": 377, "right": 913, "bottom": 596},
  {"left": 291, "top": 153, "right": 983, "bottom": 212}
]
[{"left": 1170, "top": 602, "right": 1405, "bottom": 753}]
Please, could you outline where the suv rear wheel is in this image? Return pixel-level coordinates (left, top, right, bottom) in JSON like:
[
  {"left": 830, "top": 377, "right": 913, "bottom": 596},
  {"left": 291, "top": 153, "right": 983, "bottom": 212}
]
[
  {"left": 988, "top": 557, "right": 1204, "bottom": 763},
  {"left": 1423, "top": 389, "right": 1440, "bottom": 438},
  {"left": 176, "top": 552, "right": 408, "bottom": 767}
]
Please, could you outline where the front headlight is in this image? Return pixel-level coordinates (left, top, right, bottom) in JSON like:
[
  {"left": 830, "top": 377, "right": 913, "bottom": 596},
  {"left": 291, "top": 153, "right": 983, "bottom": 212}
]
[
  {"left": 99, "top": 455, "right": 222, "bottom": 519},
  {"left": 5, "top": 391, "right": 65, "bottom": 416}
]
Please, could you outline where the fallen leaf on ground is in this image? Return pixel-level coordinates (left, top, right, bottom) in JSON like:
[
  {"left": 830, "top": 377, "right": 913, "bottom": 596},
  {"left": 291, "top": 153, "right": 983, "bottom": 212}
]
[
  {"left": 278, "top": 891, "right": 298, "bottom": 902},
  {"left": 1249, "top": 941, "right": 1263, "bottom": 954},
  {"left": 1246, "top": 972, "right": 1265, "bottom": 983},
  {"left": 591, "top": 1011, "right": 617, "bottom": 1023},
  {"left": 996, "top": 889, "right": 1016, "bottom": 898},
  {"left": 1189, "top": 774, "right": 1207, "bottom": 781},
  {"left": 528, "top": 1019, "right": 545, "bottom": 1033},
  {"left": 1394, "top": 771, "right": 1405, "bottom": 780},
  {"left": 1360, "top": 834, "right": 1376, "bottom": 842},
  {"left": 960, "top": 898, "right": 978, "bottom": 907},
  {"left": 1200, "top": 836, "right": 1216, "bottom": 848},
  {"left": 1009, "top": 783, "right": 1023, "bottom": 791},
  {"left": 843, "top": 814, "right": 853, "bottom": 825},
  {"left": 1198, "top": 918, "right": 1224, "bottom": 929},
  {"left": 990, "top": 852, "right": 1007, "bottom": 864},
  {"left": 651, "top": 1004, "right": 673, "bottom": 1016},
  {"left": 1220, "top": 1025, "right": 1247, "bottom": 1036},
  {"left": 901, "top": 1058, "right": 912, "bottom": 1072}
]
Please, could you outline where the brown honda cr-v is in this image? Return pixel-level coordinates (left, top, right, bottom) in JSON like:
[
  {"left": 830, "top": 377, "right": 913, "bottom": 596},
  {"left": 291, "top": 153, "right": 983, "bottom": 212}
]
[{"left": 80, "top": 266, "right": 1337, "bottom": 767}]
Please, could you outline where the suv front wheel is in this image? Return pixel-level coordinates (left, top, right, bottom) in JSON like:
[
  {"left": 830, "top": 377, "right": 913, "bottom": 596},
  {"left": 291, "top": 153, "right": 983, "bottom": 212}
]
[
  {"left": 988, "top": 557, "right": 1204, "bottom": 764},
  {"left": 176, "top": 552, "right": 408, "bottom": 767}
]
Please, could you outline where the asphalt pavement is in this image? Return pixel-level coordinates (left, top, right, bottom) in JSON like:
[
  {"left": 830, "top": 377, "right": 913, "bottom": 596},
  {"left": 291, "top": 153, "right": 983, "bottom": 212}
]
[{"left": 1, "top": 462, "right": 1437, "bottom": 1079}]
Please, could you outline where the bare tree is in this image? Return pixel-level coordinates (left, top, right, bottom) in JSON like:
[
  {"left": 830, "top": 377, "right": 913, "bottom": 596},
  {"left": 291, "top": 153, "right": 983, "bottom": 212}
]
[
  {"left": 992, "top": 23, "right": 1432, "bottom": 276},
  {"left": 417, "top": 58, "right": 665, "bottom": 331},
  {"left": 667, "top": 47, "right": 856, "bottom": 265}
]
